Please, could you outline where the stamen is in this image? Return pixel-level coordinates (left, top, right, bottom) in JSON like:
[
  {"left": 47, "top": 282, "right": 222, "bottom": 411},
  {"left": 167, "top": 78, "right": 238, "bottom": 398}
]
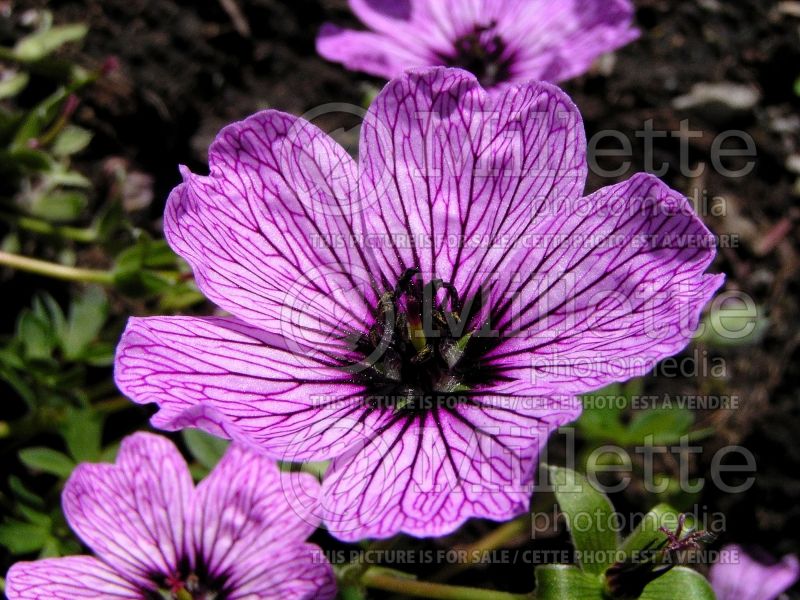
[
  {"left": 355, "top": 269, "right": 500, "bottom": 413},
  {"left": 157, "top": 571, "right": 220, "bottom": 600}
]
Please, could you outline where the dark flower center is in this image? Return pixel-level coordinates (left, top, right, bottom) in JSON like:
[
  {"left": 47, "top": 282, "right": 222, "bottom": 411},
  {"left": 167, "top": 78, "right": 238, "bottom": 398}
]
[
  {"left": 147, "top": 561, "right": 227, "bottom": 600},
  {"left": 440, "top": 21, "right": 513, "bottom": 88},
  {"left": 354, "top": 268, "right": 500, "bottom": 413}
]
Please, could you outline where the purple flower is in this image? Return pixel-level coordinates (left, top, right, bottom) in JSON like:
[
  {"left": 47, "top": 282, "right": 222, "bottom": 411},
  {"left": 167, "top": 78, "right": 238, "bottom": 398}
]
[
  {"left": 317, "top": 0, "right": 639, "bottom": 88},
  {"left": 114, "top": 67, "right": 722, "bottom": 540},
  {"left": 5, "top": 433, "right": 335, "bottom": 600},
  {"left": 710, "top": 545, "right": 800, "bottom": 600}
]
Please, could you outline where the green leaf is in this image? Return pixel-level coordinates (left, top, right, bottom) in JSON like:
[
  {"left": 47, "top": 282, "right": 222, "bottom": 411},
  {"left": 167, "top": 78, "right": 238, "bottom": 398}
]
[
  {"left": 13, "top": 24, "right": 89, "bottom": 61},
  {"left": 182, "top": 429, "right": 229, "bottom": 470},
  {"left": 28, "top": 190, "right": 88, "bottom": 222},
  {"left": 93, "top": 200, "right": 124, "bottom": 240},
  {"left": 2, "top": 231, "right": 22, "bottom": 253},
  {"left": 112, "top": 237, "right": 182, "bottom": 297},
  {"left": 623, "top": 408, "right": 695, "bottom": 445},
  {"left": 62, "top": 408, "right": 103, "bottom": 461},
  {"left": 99, "top": 442, "right": 120, "bottom": 463},
  {"left": 17, "top": 311, "right": 55, "bottom": 360},
  {"left": 0, "top": 71, "right": 30, "bottom": 100},
  {"left": 146, "top": 240, "right": 181, "bottom": 267},
  {"left": 640, "top": 566, "right": 715, "bottom": 600},
  {"left": 11, "top": 88, "right": 67, "bottom": 147},
  {"left": 114, "top": 269, "right": 173, "bottom": 296},
  {"left": 39, "top": 536, "right": 62, "bottom": 558},
  {"left": 61, "top": 286, "right": 108, "bottom": 360},
  {"left": 1, "top": 147, "right": 53, "bottom": 172},
  {"left": 51, "top": 125, "right": 93, "bottom": 157},
  {"left": 534, "top": 565, "right": 604, "bottom": 600},
  {"left": 578, "top": 380, "right": 645, "bottom": 444},
  {"left": 619, "top": 504, "right": 681, "bottom": 557},
  {"left": 549, "top": 466, "right": 620, "bottom": 574},
  {"left": 339, "top": 585, "right": 367, "bottom": 600},
  {"left": 0, "top": 345, "right": 26, "bottom": 369},
  {"left": 158, "top": 284, "right": 205, "bottom": 311},
  {"left": 188, "top": 463, "right": 210, "bottom": 481},
  {"left": 0, "top": 368, "right": 36, "bottom": 407},
  {"left": 301, "top": 461, "right": 330, "bottom": 479},
  {"left": 34, "top": 294, "right": 67, "bottom": 338},
  {"left": 0, "top": 521, "right": 49, "bottom": 554},
  {"left": 16, "top": 504, "right": 52, "bottom": 527},
  {"left": 8, "top": 475, "right": 46, "bottom": 508},
  {"left": 46, "top": 166, "right": 92, "bottom": 188},
  {"left": 578, "top": 384, "right": 627, "bottom": 442},
  {"left": 18, "top": 447, "right": 76, "bottom": 478},
  {"left": 80, "top": 342, "right": 116, "bottom": 366},
  {"left": 695, "top": 303, "right": 768, "bottom": 347}
]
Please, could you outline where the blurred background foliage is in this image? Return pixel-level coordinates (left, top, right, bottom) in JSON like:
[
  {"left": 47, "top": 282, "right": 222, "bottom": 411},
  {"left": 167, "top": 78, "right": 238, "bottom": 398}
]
[{"left": 0, "top": 10, "right": 208, "bottom": 570}]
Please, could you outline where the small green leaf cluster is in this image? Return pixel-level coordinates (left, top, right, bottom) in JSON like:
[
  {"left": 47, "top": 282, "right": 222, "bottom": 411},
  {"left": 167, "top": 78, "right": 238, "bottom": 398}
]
[{"left": 536, "top": 466, "right": 716, "bottom": 600}]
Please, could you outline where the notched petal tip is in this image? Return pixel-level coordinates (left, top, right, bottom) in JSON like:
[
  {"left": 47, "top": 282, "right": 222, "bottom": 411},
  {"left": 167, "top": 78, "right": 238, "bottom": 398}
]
[
  {"left": 177, "top": 163, "right": 192, "bottom": 180},
  {"left": 382, "top": 65, "right": 481, "bottom": 96},
  {"left": 221, "top": 442, "right": 325, "bottom": 527},
  {"left": 204, "top": 108, "right": 317, "bottom": 170},
  {"left": 623, "top": 171, "right": 721, "bottom": 258},
  {"left": 60, "top": 431, "right": 192, "bottom": 584},
  {"left": 117, "top": 429, "right": 184, "bottom": 462}
]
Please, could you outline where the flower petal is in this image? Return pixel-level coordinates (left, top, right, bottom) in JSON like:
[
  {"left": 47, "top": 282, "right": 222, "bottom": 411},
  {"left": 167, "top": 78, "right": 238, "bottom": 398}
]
[
  {"left": 164, "top": 109, "right": 375, "bottom": 352},
  {"left": 327, "top": 1, "right": 638, "bottom": 84},
  {"left": 486, "top": 173, "right": 723, "bottom": 394},
  {"left": 115, "top": 316, "right": 388, "bottom": 461},
  {"left": 710, "top": 545, "right": 800, "bottom": 600},
  {"left": 347, "top": 0, "right": 415, "bottom": 34},
  {"left": 61, "top": 433, "right": 193, "bottom": 587},
  {"left": 505, "top": 0, "right": 639, "bottom": 82},
  {"left": 5, "top": 556, "right": 140, "bottom": 599},
  {"left": 344, "top": 0, "right": 452, "bottom": 48},
  {"left": 321, "top": 396, "right": 576, "bottom": 540},
  {"left": 358, "top": 67, "right": 586, "bottom": 300},
  {"left": 192, "top": 443, "right": 322, "bottom": 580},
  {"left": 316, "top": 24, "right": 430, "bottom": 80},
  {"left": 226, "top": 543, "right": 336, "bottom": 600}
]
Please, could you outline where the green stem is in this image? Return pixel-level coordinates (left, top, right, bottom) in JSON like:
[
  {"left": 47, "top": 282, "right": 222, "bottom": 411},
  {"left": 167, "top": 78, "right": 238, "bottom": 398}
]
[
  {"left": 1, "top": 212, "right": 98, "bottom": 243},
  {"left": 360, "top": 568, "right": 533, "bottom": 600},
  {"left": 433, "top": 516, "right": 531, "bottom": 582},
  {"left": 0, "top": 250, "right": 113, "bottom": 284},
  {"left": 93, "top": 396, "right": 132, "bottom": 414},
  {"left": 463, "top": 517, "right": 531, "bottom": 558}
]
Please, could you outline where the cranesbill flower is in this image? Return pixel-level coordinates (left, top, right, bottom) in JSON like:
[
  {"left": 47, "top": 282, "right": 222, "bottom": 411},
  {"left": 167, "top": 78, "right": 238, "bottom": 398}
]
[
  {"left": 710, "top": 544, "right": 800, "bottom": 600},
  {"left": 114, "top": 67, "right": 723, "bottom": 541},
  {"left": 317, "top": 0, "right": 639, "bottom": 88},
  {"left": 5, "top": 433, "right": 335, "bottom": 600}
]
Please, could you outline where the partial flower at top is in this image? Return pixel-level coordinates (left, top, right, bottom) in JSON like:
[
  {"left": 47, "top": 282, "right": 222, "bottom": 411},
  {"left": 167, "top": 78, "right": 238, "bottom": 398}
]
[
  {"left": 5, "top": 433, "right": 335, "bottom": 600},
  {"left": 710, "top": 544, "right": 800, "bottom": 600},
  {"left": 115, "top": 67, "right": 723, "bottom": 541},
  {"left": 317, "top": 0, "right": 639, "bottom": 88}
]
